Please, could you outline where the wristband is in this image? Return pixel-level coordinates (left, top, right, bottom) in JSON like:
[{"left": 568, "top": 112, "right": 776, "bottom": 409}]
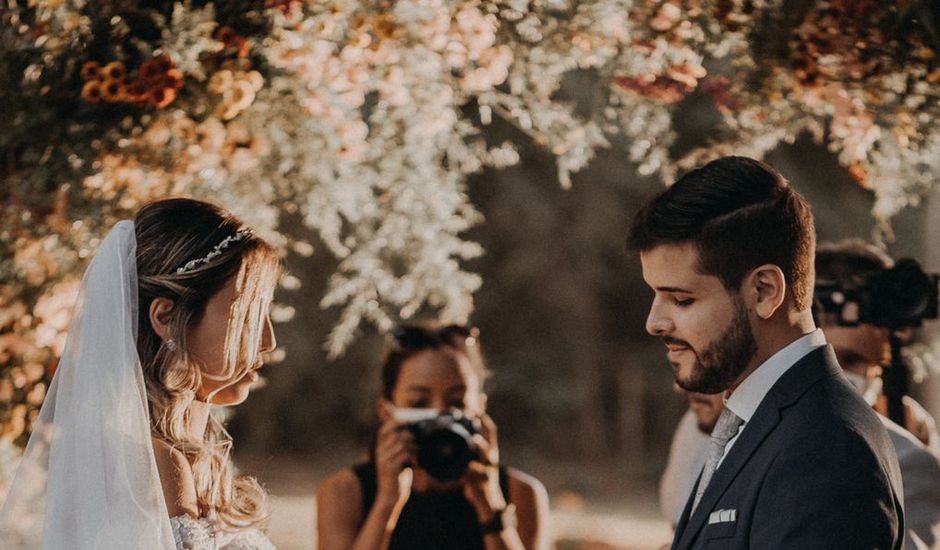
[{"left": 479, "top": 503, "right": 517, "bottom": 534}]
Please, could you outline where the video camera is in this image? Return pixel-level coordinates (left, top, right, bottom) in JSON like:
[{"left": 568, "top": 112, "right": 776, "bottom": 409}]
[{"left": 814, "top": 258, "right": 939, "bottom": 330}]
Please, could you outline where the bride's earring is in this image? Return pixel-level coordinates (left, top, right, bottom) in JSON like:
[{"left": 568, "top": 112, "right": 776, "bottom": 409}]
[{"left": 165, "top": 338, "right": 177, "bottom": 351}]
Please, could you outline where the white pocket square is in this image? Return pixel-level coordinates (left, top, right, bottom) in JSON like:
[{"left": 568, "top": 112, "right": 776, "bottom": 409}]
[{"left": 708, "top": 509, "right": 737, "bottom": 525}]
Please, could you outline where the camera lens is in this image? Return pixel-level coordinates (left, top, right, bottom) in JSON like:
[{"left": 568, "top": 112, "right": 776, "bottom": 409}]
[
  {"left": 418, "top": 429, "right": 475, "bottom": 481},
  {"left": 412, "top": 413, "right": 477, "bottom": 482}
]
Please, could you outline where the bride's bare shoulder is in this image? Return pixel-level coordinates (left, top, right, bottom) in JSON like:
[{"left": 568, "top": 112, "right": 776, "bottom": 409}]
[{"left": 151, "top": 437, "right": 199, "bottom": 518}]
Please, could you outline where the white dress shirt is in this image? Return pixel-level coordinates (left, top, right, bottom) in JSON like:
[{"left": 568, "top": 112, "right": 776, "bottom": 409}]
[{"left": 718, "top": 329, "right": 828, "bottom": 468}]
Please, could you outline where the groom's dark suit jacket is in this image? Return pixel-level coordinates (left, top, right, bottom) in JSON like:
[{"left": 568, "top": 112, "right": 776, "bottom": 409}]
[{"left": 671, "top": 345, "right": 904, "bottom": 550}]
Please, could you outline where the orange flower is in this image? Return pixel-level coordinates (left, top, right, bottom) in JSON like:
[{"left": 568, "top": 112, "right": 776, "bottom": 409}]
[
  {"left": 48, "top": 359, "right": 59, "bottom": 378},
  {"left": 848, "top": 161, "right": 868, "bottom": 185},
  {"left": 234, "top": 37, "right": 250, "bottom": 58},
  {"left": 80, "top": 61, "right": 101, "bottom": 81},
  {"left": 102, "top": 61, "right": 126, "bottom": 82},
  {"left": 100, "top": 80, "right": 126, "bottom": 102},
  {"left": 81, "top": 80, "right": 103, "bottom": 103},
  {"left": 373, "top": 15, "right": 397, "bottom": 40},
  {"left": 216, "top": 26, "right": 250, "bottom": 58},
  {"left": 163, "top": 68, "right": 184, "bottom": 90},
  {"left": 148, "top": 87, "right": 177, "bottom": 108}
]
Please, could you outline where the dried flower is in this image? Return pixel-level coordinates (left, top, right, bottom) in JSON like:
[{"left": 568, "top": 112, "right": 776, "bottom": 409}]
[
  {"left": 148, "top": 87, "right": 177, "bottom": 108},
  {"left": 140, "top": 56, "right": 171, "bottom": 82},
  {"left": 266, "top": 0, "right": 300, "bottom": 16},
  {"left": 80, "top": 61, "right": 101, "bottom": 80},
  {"left": 216, "top": 26, "right": 250, "bottom": 58},
  {"left": 80, "top": 80, "right": 102, "bottom": 103},
  {"left": 650, "top": 3, "right": 682, "bottom": 32},
  {"left": 100, "top": 80, "right": 125, "bottom": 102},
  {"left": 163, "top": 68, "right": 184, "bottom": 90},
  {"left": 102, "top": 61, "right": 126, "bottom": 82}
]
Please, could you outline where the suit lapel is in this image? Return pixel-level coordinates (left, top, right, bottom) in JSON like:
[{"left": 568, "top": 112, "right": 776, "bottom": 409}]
[
  {"left": 672, "top": 346, "right": 840, "bottom": 550},
  {"left": 670, "top": 471, "right": 700, "bottom": 549},
  {"left": 673, "top": 404, "right": 781, "bottom": 550}
]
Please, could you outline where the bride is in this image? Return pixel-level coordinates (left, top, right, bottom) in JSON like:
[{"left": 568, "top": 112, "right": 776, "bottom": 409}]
[{"left": 1, "top": 198, "right": 280, "bottom": 549}]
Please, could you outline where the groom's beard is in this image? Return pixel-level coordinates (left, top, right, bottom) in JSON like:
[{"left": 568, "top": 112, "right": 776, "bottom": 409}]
[{"left": 675, "top": 298, "right": 757, "bottom": 395}]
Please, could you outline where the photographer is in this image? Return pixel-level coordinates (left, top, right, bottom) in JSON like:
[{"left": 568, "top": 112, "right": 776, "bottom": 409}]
[
  {"left": 815, "top": 240, "right": 939, "bottom": 450},
  {"left": 815, "top": 240, "right": 940, "bottom": 549},
  {"left": 316, "top": 323, "right": 549, "bottom": 550}
]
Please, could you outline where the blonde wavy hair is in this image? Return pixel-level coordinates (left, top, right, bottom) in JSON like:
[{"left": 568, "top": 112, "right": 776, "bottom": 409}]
[{"left": 134, "top": 198, "right": 280, "bottom": 531}]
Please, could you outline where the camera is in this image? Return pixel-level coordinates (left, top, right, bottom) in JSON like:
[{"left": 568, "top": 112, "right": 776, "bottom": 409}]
[
  {"left": 815, "top": 258, "right": 939, "bottom": 330},
  {"left": 394, "top": 408, "right": 479, "bottom": 482}
]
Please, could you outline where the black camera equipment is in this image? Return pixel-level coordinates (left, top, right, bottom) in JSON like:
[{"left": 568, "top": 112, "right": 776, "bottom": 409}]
[
  {"left": 815, "top": 258, "right": 939, "bottom": 330},
  {"left": 815, "top": 258, "right": 939, "bottom": 426},
  {"left": 409, "top": 411, "right": 479, "bottom": 482}
]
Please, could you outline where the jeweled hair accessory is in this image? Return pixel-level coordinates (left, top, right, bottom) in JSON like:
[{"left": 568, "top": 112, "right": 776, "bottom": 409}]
[{"left": 176, "top": 228, "right": 251, "bottom": 274}]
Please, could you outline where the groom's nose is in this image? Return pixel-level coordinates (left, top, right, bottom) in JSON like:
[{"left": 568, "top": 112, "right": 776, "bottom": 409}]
[{"left": 646, "top": 298, "right": 673, "bottom": 336}]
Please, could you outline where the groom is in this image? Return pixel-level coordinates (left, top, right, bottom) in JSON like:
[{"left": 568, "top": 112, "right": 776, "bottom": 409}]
[{"left": 629, "top": 156, "right": 904, "bottom": 549}]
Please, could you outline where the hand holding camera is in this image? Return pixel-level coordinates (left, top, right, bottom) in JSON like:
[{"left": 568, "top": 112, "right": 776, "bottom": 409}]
[
  {"left": 374, "top": 401, "right": 418, "bottom": 511},
  {"left": 461, "top": 412, "right": 511, "bottom": 526},
  {"left": 387, "top": 404, "right": 509, "bottom": 524}
]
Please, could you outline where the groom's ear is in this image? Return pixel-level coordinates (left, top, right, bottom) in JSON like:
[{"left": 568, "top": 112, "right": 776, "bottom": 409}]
[
  {"left": 149, "top": 297, "right": 176, "bottom": 340},
  {"left": 745, "top": 264, "right": 787, "bottom": 320}
]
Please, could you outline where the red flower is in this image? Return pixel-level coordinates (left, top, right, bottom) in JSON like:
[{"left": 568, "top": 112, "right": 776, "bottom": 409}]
[
  {"left": 266, "top": 0, "right": 300, "bottom": 16},
  {"left": 216, "top": 26, "right": 250, "bottom": 58},
  {"left": 125, "top": 82, "right": 148, "bottom": 103},
  {"left": 81, "top": 61, "right": 101, "bottom": 81},
  {"left": 613, "top": 75, "right": 687, "bottom": 104},
  {"left": 700, "top": 76, "right": 738, "bottom": 114},
  {"left": 140, "top": 56, "right": 172, "bottom": 82}
]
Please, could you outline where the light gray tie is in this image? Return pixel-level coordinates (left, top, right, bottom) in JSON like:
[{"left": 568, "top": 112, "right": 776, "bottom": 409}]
[{"left": 691, "top": 408, "right": 743, "bottom": 513}]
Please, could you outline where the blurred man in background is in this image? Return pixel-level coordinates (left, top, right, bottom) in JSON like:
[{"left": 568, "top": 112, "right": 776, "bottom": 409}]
[{"left": 658, "top": 389, "right": 717, "bottom": 527}]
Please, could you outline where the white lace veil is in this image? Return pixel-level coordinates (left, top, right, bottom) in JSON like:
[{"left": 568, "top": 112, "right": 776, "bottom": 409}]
[{"left": 0, "top": 220, "right": 176, "bottom": 549}]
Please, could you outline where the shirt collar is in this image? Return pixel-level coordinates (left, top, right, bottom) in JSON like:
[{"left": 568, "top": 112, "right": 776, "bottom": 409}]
[{"left": 724, "top": 329, "right": 827, "bottom": 423}]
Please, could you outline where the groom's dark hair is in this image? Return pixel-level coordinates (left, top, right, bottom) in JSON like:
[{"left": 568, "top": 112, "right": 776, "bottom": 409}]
[{"left": 628, "top": 156, "right": 816, "bottom": 311}]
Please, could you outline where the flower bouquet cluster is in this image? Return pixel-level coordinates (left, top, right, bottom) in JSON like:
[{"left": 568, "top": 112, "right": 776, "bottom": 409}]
[
  {"left": 675, "top": 0, "right": 940, "bottom": 236},
  {"left": 1, "top": 0, "right": 938, "bottom": 448}
]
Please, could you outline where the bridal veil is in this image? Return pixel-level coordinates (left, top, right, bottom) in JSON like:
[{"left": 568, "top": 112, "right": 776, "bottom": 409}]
[{"left": 0, "top": 220, "right": 176, "bottom": 549}]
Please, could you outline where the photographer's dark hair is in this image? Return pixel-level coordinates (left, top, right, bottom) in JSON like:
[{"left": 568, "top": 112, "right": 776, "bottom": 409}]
[
  {"left": 628, "top": 156, "right": 816, "bottom": 311},
  {"left": 815, "top": 239, "right": 893, "bottom": 286},
  {"left": 381, "top": 323, "right": 488, "bottom": 399}
]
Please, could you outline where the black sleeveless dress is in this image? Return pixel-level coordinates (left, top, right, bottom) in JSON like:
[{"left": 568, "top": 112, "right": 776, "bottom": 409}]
[{"left": 352, "top": 462, "right": 512, "bottom": 550}]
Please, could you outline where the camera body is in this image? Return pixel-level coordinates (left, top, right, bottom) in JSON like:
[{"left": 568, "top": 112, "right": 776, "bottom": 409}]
[
  {"left": 394, "top": 408, "right": 479, "bottom": 482},
  {"left": 815, "top": 258, "right": 939, "bottom": 330}
]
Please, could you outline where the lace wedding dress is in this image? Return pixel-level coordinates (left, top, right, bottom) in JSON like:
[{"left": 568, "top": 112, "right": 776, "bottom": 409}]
[{"left": 171, "top": 516, "right": 276, "bottom": 550}]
